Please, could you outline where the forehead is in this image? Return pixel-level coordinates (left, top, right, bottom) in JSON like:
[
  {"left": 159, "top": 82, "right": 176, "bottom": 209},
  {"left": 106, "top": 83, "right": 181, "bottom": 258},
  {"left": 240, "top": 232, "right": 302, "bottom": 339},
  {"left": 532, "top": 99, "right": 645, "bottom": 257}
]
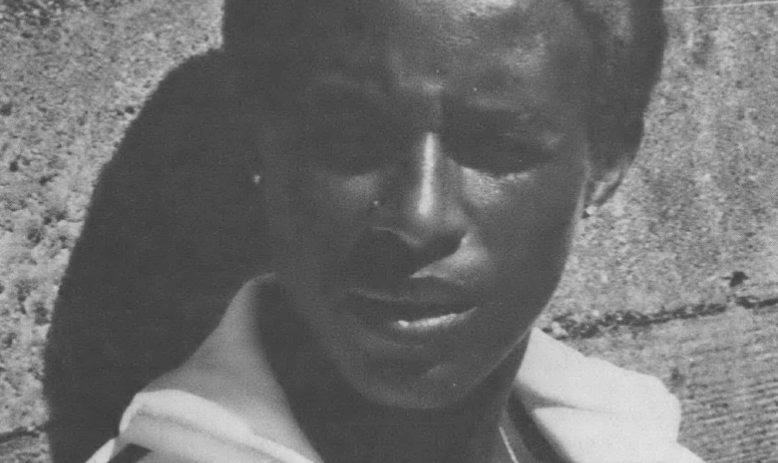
[
  {"left": 394, "top": 0, "right": 578, "bottom": 47},
  {"left": 307, "top": 0, "right": 593, "bottom": 104}
]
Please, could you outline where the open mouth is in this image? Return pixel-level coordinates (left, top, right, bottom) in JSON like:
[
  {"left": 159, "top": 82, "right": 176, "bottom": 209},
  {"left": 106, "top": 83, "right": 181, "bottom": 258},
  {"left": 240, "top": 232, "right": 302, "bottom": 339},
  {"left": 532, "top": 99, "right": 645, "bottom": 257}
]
[
  {"left": 351, "top": 289, "right": 473, "bottom": 319},
  {"left": 344, "top": 288, "right": 479, "bottom": 343},
  {"left": 337, "top": 229, "right": 481, "bottom": 343}
]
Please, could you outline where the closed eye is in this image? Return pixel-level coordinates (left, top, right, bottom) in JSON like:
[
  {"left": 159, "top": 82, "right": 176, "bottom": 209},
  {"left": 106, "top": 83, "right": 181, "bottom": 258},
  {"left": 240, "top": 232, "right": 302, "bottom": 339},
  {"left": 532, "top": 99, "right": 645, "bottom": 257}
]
[
  {"left": 441, "top": 107, "right": 557, "bottom": 176},
  {"left": 300, "top": 77, "right": 402, "bottom": 173},
  {"left": 302, "top": 106, "right": 408, "bottom": 173}
]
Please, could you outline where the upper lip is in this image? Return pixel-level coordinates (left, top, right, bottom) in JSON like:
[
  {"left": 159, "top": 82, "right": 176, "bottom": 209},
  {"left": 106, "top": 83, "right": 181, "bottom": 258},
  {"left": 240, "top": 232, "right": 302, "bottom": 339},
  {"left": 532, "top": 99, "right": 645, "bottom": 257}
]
[{"left": 345, "top": 277, "right": 480, "bottom": 313}]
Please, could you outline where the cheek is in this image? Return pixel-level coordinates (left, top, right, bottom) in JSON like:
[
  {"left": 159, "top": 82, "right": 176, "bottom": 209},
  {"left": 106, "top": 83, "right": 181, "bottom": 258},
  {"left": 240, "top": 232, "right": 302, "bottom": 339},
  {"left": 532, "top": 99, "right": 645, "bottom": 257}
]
[
  {"left": 264, "top": 155, "right": 382, "bottom": 272},
  {"left": 467, "top": 159, "right": 587, "bottom": 288},
  {"left": 305, "top": 171, "right": 383, "bottom": 236}
]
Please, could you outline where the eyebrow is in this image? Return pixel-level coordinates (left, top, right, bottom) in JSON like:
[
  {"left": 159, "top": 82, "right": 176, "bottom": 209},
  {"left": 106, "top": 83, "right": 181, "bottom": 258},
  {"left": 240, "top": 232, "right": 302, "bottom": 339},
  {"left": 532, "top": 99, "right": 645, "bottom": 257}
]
[
  {"left": 304, "top": 73, "right": 388, "bottom": 105},
  {"left": 305, "top": 72, "right": 567, "bottom": 143},
  {"left": 450, "top": 94, "right": 564, "bottom": 133}
]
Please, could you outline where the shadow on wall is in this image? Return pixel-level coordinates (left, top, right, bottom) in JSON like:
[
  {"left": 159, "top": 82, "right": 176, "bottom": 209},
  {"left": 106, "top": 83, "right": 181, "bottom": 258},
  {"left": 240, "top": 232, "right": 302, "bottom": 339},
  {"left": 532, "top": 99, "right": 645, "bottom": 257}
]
[{"left": 43, "top": 50, "right": 271, "bottom": 463}]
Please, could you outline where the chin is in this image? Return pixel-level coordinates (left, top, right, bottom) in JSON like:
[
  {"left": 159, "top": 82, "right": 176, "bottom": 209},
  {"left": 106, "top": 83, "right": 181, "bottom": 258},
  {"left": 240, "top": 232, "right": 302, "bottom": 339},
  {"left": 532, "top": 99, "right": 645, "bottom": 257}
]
[
  {"left": 333, "top": 347, "right": 507, "bottom": 411},
  {"left": 352, "top": 371, "right": 475, "bottom": 410}
]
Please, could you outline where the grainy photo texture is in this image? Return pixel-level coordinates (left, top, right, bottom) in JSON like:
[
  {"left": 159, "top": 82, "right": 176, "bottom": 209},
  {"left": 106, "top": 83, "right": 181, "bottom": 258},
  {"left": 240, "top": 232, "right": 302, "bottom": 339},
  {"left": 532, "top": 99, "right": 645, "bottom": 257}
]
[{"left": 0, "top": 1, "right": 776, "bottom": 462}]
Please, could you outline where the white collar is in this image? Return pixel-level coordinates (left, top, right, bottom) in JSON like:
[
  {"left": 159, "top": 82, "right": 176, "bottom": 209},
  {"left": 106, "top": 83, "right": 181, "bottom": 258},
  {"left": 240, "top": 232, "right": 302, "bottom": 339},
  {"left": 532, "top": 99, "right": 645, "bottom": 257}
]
[{"left": 101, "top": 278, "right": 704, "bottom": 463}]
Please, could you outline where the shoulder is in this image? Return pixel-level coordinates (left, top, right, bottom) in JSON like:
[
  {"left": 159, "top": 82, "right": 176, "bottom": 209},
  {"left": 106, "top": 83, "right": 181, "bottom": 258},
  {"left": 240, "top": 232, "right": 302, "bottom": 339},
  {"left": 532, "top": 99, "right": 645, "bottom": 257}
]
[
  {"left": 518, "top": 328, "right": 680, "bottom": 426},
  {"left": 87, "top": 277, "right": 323, "bottom": 463},
  {"left": 96, "top": 444, "right": 193, "bottom": 463},
  {"left": 118, "top": 448, "right": 191, "bottom": 463},
  {"left": 514, "top": 329, "right": 704, "bottom": 463}
]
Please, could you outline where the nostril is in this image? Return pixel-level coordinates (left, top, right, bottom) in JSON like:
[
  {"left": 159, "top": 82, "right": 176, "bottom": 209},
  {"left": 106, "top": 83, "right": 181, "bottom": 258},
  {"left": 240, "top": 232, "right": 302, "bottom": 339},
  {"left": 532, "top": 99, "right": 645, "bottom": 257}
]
[
  {"left": 430, "top": 233, "right": 461, "bottom": 263},
  {"left": 342, "top": 227, "right": 463, "bottom": 286},
  {"left": 342, "top": 229, "right": 417, "bottom": 286}
]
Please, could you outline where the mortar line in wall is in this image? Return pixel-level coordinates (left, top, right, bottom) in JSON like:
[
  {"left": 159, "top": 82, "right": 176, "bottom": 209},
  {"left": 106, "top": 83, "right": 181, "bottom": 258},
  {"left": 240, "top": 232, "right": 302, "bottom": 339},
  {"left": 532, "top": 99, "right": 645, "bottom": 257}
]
[
  {"left": 543, "top": 294, "right": 778, "bottom": 340},
  {"left": 665, "top": 1, "right": 778, "bottom": 10}
]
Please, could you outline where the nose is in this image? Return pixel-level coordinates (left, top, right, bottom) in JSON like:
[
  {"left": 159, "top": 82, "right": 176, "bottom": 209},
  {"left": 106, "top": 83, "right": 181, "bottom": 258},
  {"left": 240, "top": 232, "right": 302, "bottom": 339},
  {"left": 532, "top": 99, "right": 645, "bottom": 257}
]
[{"left": 373, "top": 132, "right": 467, "bottom": 270}]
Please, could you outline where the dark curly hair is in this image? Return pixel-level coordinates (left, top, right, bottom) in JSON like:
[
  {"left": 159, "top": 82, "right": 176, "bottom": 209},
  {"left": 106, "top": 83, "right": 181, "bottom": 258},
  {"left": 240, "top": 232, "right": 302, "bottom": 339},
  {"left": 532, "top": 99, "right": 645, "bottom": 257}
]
[
  {"left": 563, "top": 0, "right": 668, "bottom": 169},
  {"left": 221, "top": 0, "right": 668, "bottom": 169}
]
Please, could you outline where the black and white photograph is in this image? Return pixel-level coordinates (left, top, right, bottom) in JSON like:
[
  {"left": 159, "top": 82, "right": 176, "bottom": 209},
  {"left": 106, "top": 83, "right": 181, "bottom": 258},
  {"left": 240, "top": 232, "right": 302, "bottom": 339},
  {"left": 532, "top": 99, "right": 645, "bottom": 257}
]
[{"left": 0, "top": 0, "right": 776, "bottom": 462}]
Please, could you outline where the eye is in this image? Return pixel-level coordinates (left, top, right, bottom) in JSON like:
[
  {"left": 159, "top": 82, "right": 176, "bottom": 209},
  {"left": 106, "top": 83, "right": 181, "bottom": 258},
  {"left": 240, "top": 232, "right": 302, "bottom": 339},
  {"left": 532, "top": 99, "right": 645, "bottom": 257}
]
[
  {"left": 301, "top": 89, "right": 402, "bottom": 174},
  {"left": 441, "top": 123, "right": 551, "bottom": 176},
  {"left": 306, "top": 113, "right": 397, "bottom": 174},
  {"left": 439, "top": 101, "right": 559, "bottom": 176}
]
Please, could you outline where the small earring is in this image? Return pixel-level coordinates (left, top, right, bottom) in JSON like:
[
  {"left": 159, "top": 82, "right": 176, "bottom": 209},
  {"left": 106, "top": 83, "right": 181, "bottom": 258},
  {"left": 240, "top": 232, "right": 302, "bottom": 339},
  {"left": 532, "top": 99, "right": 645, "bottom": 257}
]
[{"left": 583, "top": 205, "right": 597, "bottom": 219}]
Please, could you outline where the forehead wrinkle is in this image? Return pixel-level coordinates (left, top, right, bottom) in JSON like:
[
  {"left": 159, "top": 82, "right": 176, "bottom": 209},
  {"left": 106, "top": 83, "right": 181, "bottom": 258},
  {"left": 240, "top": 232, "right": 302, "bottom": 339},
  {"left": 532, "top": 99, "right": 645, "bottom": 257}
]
[
  {"left": 306, "top": 0, "right": 594, "bottom": 121},
  {"left": 389, "top": 0, "right": 537, "bottom": 60},
  {"left": 403, "top": 0, "right": 530, "bottom": 22},
  {"left": 390, "top": 0, "right": 587, "bottom": 77}
]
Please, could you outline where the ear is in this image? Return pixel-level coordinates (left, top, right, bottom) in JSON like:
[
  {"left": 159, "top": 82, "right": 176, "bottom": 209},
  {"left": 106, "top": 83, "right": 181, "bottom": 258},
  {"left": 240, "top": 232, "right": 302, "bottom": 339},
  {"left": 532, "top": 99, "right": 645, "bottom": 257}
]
[{"left": 584, "top": 140, "right": 640, "bottom": 210}]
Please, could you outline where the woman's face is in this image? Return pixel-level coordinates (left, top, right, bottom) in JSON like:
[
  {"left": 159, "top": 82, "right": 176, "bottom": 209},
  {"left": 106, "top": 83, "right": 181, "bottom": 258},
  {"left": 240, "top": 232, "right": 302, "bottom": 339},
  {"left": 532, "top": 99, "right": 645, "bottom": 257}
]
[{"left": 261, "top": 0, "right": 595, "bottom": 409}]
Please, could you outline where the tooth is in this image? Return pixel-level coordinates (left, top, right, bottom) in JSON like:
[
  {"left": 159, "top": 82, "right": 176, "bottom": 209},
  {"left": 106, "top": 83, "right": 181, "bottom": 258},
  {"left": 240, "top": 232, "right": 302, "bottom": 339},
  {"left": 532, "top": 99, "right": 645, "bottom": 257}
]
[{"left": 394, "top": 313, "right": 460, "bottom": 331}]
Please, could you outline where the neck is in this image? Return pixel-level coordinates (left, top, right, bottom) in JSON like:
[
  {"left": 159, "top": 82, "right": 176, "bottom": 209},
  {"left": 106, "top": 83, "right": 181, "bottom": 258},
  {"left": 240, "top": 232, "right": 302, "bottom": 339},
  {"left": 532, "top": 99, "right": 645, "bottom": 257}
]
[{"left": 261, "top": 285, "right": 527, "bottom": 463}]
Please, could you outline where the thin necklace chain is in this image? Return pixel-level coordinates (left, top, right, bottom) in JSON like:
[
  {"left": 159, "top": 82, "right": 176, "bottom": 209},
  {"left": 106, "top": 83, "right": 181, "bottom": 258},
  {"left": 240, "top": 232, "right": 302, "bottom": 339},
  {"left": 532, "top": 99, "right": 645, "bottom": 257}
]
[{"left": 499, "top": 426, "right": 519, "bottom": 463}]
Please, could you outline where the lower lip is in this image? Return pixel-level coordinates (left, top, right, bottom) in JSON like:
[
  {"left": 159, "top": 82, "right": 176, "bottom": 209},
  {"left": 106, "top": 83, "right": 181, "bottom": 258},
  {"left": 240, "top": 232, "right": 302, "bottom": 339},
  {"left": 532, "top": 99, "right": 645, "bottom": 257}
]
[{"left": 344, "top": 296, "right": 479, "bottom": 347}]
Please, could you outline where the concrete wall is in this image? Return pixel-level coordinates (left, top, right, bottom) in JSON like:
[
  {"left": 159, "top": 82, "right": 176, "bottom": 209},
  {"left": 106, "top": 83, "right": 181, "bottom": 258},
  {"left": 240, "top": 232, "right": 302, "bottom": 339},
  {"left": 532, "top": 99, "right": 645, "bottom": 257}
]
[
  {"left": 1, "top": 1, "right": 776, "bottom": 461},
  {"left": 553, "top": 1, "right": 778, "bottom": 319}
]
